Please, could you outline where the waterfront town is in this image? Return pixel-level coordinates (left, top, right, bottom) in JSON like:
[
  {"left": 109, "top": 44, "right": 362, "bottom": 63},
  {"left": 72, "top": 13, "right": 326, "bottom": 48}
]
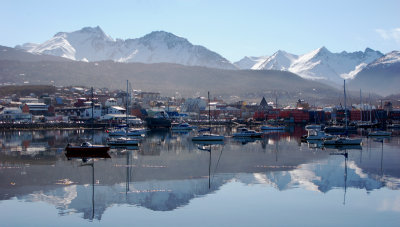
[{"left": 0, "top": 85, "right": 399, "bottom": 129}]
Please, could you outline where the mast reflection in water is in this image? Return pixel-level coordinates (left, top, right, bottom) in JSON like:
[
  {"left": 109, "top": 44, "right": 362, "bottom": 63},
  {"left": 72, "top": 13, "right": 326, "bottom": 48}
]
[{"left": 0, "top": 129, "right": 399, "bottom": 226}]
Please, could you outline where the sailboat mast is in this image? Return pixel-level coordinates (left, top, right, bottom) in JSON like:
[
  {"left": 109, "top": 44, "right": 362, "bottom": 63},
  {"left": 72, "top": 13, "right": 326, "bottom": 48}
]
[
  {"left": 344, "top": 80, "right": 347, "bottom": 130},
  {"left": 208, "top": 91, "right": 211, "bottom": 135},
  {"left": 360, "top": 89, "right": 362, "bottom": 122},
  {"left": 126, "top": 80, "right": 129, "bottom": 127},
  {"left": 369, "top": 93, "right": 372, "bottom": 122},
  {"left": 91, "top": 87, "right": 94, "bottom": 125}
]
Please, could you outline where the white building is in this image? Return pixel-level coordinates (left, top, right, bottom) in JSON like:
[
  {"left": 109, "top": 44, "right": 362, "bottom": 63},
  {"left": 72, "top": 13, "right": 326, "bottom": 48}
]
[
  {"left": 105, "top": 98, "right": 118, "bottom": 107},
  {"left": 107, "top": 106, "right": 125, "bottom": 114}
]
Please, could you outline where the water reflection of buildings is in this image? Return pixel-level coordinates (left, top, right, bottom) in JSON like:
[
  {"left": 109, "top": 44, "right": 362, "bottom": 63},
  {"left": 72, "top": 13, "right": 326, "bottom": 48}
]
[{"left": 0, "top": 130, "right": 399, "bottom": 220}]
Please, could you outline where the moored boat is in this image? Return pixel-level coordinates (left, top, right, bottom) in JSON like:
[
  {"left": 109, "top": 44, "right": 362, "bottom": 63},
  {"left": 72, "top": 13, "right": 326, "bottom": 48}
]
[
  {"left": 305, "top": 124, "right": 322, "bottom": 130},
  {"left": 107, "top": 137, "right": 140, "bottom": 146},
  {"left": 192, "top": 134, "right": 224, "bottom": 141},
  {"left": 171, "top": 122, "right": 196, "bottom": 131},
  {"left": 306, "top": 129, "right": 334, "bottom": 140},
  {"left": 368, "top": 131, "right": 392, "bottom": 137},
  {"left": 233, "top": 128, "right": 263, "bottom": 138}
]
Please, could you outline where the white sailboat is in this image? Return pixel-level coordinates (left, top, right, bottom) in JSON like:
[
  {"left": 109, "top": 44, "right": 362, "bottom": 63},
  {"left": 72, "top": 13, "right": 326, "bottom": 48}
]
[
  {"left": 107, "top": 80, "right": 140, "bottom": 147},
  {"left": 192, "top": 92, "right": 224, "bottom": 142},
  {"left": 324, "top": 80, "right": 362, "bottom": 146}
]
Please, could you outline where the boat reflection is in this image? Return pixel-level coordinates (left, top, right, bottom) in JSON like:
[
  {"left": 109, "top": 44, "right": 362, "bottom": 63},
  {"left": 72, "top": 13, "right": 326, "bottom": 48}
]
[
  {"left": 196, "top": 141, "right": 224, "bottom": 189},
  {"left": 0, "top": 129, "right": 399, "bottom": 221}
]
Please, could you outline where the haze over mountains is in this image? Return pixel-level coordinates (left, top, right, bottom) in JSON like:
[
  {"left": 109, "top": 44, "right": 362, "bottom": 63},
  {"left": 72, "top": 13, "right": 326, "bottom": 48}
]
[{"left": 0, "top": 26, "right": 398, "bottom": 97}]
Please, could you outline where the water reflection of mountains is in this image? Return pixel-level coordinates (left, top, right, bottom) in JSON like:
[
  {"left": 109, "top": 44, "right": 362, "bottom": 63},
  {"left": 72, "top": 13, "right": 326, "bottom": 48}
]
[{"left": 0, "top": 130, "right": 399, "bottom": 220}]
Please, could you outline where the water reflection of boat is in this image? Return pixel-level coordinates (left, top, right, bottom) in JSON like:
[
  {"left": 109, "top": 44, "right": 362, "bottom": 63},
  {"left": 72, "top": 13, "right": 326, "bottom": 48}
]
[
  {"left": 192, "top": 140, "right": 224, "bottom": 145},
  {"left": 261, "top": 125, "right": 285, "bottom": 131},
  {"left": 65, "top": 151, "right": 111, "bottom": 159},
  {"left": 368, "top": 131, "right": 392, "bottom": 137},
  {"left": 233, "top": 137, "right": 260, "bottom": 145},
  {"left": 323, "top": 137, "right": 362, "bottom": 146},
  {"left": 330, "top": 150, "right": 348, "bottom": 205},
  {"left": 307, "top": 140, "right": 324, "bottom": 149},
  {"left": 65, "top": 142, "right": 110, "bottom": 154},
  {"left": 324, "top": 144, "right": 362, "bottom": 151},
  {"left": 107, "top": 137, "right": 140, "bottom": 146},
  {"left": 109, "top": 145, "right": 139, "bottom": 151},
  {"left": 171, "top": 123, "right": 196, "bottom": 131},
  {"left": 233, "top": 128, "right": 263, "bottom": 138},
  {"left": 196, "top": 142, "right": 224, "bottom": 189}
]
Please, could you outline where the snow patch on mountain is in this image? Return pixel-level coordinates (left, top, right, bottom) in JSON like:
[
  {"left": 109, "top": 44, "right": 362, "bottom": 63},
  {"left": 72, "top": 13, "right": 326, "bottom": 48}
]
[
  {"left": 341, "top": 63, "right": 367, "bottom": 79},
  {"left": 234, "top": 56, "right": 268, "bottom": 69},
  {"left": 368, "top": 50, "right": 400, "bottom": 67},
  {"left": 257, "top": 50, "right": 298, "bottom": 71}
]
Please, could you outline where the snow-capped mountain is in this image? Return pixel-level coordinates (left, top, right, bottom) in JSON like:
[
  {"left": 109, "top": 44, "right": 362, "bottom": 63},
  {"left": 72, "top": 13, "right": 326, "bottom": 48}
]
[
  {"left": 16, "top": 26, "right": 237, "bottom": 70},
  {"left": 348, "top": 51, "right": 400, "bottom": 96},
  {"left": 256, "top": 50, "right": 298, "bottom": 71},
  {"left": 244, "top": 47, "right": 383, "bottom": 84}
]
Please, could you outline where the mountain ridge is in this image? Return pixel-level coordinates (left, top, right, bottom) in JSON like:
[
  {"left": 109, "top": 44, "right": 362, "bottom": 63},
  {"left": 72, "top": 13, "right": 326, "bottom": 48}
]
[{"left": 16, "top": 26, "right": 237, "bottom": 70}]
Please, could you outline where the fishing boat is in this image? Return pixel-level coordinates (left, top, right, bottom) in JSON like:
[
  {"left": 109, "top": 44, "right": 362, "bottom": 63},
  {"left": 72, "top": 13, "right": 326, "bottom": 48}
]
[
  {"left": 233, "top": 127, "right": 263, "bottom": 138},
  {"left": 192, "top": 92, "right": 225, "bottom": 142}
]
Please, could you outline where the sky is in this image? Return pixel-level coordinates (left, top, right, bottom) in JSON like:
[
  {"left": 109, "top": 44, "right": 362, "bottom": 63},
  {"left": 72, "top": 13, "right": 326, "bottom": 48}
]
[{"left": 1, "top": 0, "right": 399, "bottom": 62}]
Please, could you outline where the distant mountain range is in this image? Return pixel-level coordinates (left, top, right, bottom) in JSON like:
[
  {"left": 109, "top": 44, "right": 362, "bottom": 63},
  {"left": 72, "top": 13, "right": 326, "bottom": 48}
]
[
  {"left": 16, "top": 26, "right": 236, "bottom": 70},
  {"left": 1, "top": 26, "right": 398, "bottom": 96},
  {"left": 348, "top": 51, "right": 400, "bottom": 96},
  {"left": 235, "top": 47, "right": 384, "bottom": 85}
]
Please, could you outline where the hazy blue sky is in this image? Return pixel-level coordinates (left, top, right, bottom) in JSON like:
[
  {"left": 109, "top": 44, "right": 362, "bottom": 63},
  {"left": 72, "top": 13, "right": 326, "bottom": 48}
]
[{"left": 1, "top": 0, "right": 399, "bottom": 61}]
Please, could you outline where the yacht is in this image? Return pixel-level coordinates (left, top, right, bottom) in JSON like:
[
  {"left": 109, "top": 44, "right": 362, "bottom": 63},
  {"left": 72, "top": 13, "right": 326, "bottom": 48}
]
[
  {"left": 305, "top": 124, "right": 322, "bottom": 130},
  {"left": 260, "top": 125, "right": 285, "bottom": 130},
  {"left": 107, "top": 137, "right": 140, "bottom": 146},
  {"left": 306, "top": 129, "right": 334, "bottom": 140},
  {"left": 191, "top": 92, "right": 225, "bottom": 142},
  {"left": 368, "top": 131, "right": 392, "bottom": 137},
  {"left": 233, "top": 128, "right": 263, "bottom": 138}
]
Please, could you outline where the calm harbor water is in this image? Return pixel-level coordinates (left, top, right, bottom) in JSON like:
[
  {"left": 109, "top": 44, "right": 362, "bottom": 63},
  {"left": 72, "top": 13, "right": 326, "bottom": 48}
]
[{"left": 0, "top": 127, "right": 399, "bottom": 226}]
